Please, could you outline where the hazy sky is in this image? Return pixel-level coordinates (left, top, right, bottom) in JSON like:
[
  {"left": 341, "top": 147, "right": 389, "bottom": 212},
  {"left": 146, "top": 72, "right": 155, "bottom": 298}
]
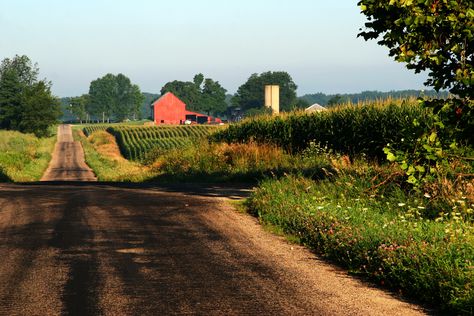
[{"left": 1, "top": 0, "right": 428, "bottom": 97}]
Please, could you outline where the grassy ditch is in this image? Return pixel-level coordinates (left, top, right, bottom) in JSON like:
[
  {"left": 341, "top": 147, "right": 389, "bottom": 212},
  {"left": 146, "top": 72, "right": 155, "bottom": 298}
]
[
  {"left": 247, "top": 170, "right": 473, "bottom": 314},
  {"left": 0, "top": 130, "right": 56, "bottom": 182},
  {"left": 146, "top": 140, "right": 332, "bottom": 182}
]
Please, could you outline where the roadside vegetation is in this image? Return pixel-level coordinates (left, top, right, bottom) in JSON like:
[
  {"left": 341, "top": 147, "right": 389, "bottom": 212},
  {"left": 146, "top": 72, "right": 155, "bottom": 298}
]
[
  {"left": 0, "top": 130, "right": 56, "bottom": 182},
  {"left": 73, "top": 129, "right": 153, "bottom": 182}
]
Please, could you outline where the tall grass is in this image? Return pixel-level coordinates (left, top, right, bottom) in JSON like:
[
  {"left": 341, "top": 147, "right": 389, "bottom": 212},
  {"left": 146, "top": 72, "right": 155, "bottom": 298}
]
[
  {"left": 148, "top": 140, "right": 332, "bottom": 182},
  {"left": 0, "top": 130, "right": 56, "bottom": 182}
]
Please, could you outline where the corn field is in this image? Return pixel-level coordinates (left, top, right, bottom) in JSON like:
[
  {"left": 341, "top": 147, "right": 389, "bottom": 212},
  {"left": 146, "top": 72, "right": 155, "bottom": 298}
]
[
  {"left": 106, "top": 125, "right": 219, "bottom": 161},
  {"left": 212, "top": 101, "right": 433, "bottom": 161},
  {"left": 82, "top": 125, "right": 111, "bottom": 137}
]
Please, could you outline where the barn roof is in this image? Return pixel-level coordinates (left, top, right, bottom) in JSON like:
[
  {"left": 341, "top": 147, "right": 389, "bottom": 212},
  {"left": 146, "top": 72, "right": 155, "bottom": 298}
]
[{"left": 305, "top": 103, "right": 327, "bottom": 112}]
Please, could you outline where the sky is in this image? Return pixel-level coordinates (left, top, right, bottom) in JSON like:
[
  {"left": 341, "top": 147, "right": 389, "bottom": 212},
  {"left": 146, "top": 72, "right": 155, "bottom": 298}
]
[{"left": 0, "top": 0, "right": 429, "bottom": 97}]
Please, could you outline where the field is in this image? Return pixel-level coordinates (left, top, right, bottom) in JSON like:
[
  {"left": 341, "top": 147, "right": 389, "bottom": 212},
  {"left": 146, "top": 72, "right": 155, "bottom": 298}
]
[
  {"left": 0, "top": 130, "right": 56, "bottom": 182},
  {"left": 100, "top": 125, "right": 218, "bottom": 161},
  {"left": 212, "top": 99, "right": 431, "bottom": 160}
]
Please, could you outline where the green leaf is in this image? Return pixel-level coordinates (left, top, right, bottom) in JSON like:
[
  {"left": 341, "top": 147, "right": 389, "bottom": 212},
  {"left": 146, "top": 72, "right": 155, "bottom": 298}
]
[
  {"left": 407, "top": 175, "right": 418, "bottom": 184},
  {"left": 386, "top": 152, "right": 397, "bottom": 162}
]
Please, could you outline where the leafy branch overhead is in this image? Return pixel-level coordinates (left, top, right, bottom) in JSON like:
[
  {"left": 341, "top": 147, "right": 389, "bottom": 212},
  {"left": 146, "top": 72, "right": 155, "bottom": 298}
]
[
  {"left": 358, "top": 0, "right": 473, "bottom": 99},
  {"left": 358, "top": 0, "right": 473, "bottom": 187}
]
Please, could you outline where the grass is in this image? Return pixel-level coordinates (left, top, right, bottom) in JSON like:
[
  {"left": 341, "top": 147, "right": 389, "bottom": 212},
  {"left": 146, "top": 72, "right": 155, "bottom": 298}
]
[
  {"left": 146, "top": 140, "right": 332, "bottom": 182},
  {"left": 0, "top": 130, "right": 56, "bottom": 182}
]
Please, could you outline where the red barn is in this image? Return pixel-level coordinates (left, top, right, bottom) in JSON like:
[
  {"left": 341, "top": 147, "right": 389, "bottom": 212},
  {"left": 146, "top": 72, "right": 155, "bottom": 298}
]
[{"left": 152, "top": 92, "right": 222, "bottom": 125}]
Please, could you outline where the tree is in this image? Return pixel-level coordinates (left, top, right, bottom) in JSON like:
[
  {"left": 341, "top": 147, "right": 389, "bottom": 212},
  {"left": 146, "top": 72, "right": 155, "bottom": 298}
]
[
  {"left": 161, "top": 80, "right": 201, "bottom": 110},
  {"left": 295, "top": 98, "right": 310, "bottom": 110},
  {"left": 232, "top": 71, "right": 298, "bottom": 112},
  {"left": 358, "top": 0, "right": 473, "bottom": 143},
  {"left": 327, "top": 94, "right": 346, "bottom": 106},
  {"left": 358, "top": 0, "right": 474, "bottom": 185},
  {"left": 70, "top": 94, "right": 90, "bottom": 124},
  {"left": 161, "top": 74, "right": 227, "bottom": 116},
  {"left": 0, "top": 55, "right": 60, "bottom": 137},
  {"left": 200, "top": 78, "right": 227, "bottom": 115},
  {"left": 88, "top": 73, "right": 144, "bottom": 122},
  {"left": 18, "top": 81, "right": 61, "bottom": 137}
]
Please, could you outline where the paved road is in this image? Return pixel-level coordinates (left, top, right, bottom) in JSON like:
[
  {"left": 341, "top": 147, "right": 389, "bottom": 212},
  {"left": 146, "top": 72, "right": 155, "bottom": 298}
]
[{"left": 0, "top": 125, "right": 427, "bottom": 315}]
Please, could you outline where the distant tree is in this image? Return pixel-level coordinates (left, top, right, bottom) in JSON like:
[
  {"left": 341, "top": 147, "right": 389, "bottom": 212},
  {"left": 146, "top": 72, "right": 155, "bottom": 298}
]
[
  {"left": 160, "top": 80, "right": 201, "bottom": 110},
  {"left": 70, "top": 94, "right": 90, "bottom": 124},
  {"left": 200, "top": 78, "right": 227, "bottom": 115},
  {"left": 295, "top": 98, "right": 310, "bottom": 110},
  {"left": 327, "top": 94, "right": 346, "bottom": 106},
  {"left": 193, "top": 73, "right": 204, "bottom": 87},
  {"left": 232, "top": 71, "right": 298, "bottom": 112},
  {"left": 161, "top": 74, "right": 227, "bottom": 116},
  {"left": 0, "top": 55, "right": 60, "bottom": 137},
  {"left": 88, "top": 73, "right": 144, "bottom": 122}
]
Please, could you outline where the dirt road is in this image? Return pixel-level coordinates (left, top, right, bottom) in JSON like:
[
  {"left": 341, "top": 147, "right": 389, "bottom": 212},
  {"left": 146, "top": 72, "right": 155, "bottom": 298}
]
[
  {"left": 41, "top": 125, "right": 96, "bottom": 182},
  {"left": 0, "top": 125, "right": 428, "bottom": 315}
]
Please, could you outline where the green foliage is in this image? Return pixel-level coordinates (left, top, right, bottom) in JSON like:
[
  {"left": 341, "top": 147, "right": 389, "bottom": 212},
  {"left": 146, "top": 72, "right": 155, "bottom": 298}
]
[
  {"left": 231, "top": 71, "right": 298, "bottom": 112},
  {"left": 161, "top": 73, "right": 227, "bottom": 116},
  {"left": 248, "top": 175, "right": 474, "bottom": 314},
  {"left": 0, "top": 129, "right": 56, "bottom": 181},
  {"left": 358, "top": 1, "right": 473, "bottom": 99},
  {"left": 88, "top": 73, "right": 144, "bottom": 122},
  {"left": 105, "top": 125, "right": 218, "bottom": 161},
  {"left": 358, "top": 0, "right": 473, "bottom": 186},
  {"left": 69, "top": 95, "right": 89, "bottom": 123},
  {"left": 212, "top": 100, "right": 431, "bottom": 161},
  {"left": 0, "top": 55, "right": 60, "bottom": 137}
]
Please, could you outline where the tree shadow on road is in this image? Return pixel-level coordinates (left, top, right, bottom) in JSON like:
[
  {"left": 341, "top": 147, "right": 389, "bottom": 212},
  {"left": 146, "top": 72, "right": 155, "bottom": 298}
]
[
  {"left": 15, "top": 180, "right": 254, "bottom": 201},
  {"left": 0, "top": 167, "right": 11, "bottom": 182}
]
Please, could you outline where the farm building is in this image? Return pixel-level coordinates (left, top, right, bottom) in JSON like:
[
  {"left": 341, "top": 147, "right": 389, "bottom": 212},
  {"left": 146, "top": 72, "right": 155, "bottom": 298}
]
[
  {"left": 152, "top": 92, "right": 222, "bottom": 125},
  {"left": 305, "top": 103, "right": 327, "bottom": 113}
]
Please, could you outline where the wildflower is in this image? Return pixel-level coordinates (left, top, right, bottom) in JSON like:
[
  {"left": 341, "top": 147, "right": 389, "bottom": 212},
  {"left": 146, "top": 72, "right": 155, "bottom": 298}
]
[{"left": 398, "top": 203, "right": 406, "bottom": 207}]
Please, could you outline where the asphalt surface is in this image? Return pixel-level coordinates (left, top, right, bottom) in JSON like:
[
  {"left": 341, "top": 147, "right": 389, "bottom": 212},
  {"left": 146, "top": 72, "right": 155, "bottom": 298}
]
[{"left": 0, "top": 125, "right": 428, "bottom": 315}]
